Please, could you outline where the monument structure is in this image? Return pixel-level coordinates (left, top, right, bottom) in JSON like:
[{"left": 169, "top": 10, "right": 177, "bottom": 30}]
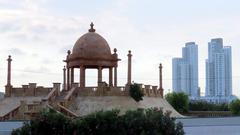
[{"left": 0, "top": 23, "right": 181, "bottom": 120}]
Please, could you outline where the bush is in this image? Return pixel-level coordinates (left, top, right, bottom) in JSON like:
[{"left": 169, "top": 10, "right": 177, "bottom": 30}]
[
  {"left": 165, "top": 92, "right": 189, "bottom": 114},
  {"left": 229, "top": 99, "right": 240, "bottom": 115},
  {"left": 12, "top": 109, "right": 72, "bottom": 135},
  {"left": 189, "top": 100, "right": 229, "bottom": 111},
  {"left": 129, "top": 83, "right": 144, "bottom": 102},
  {"left": 12, "top": 108, "right": 184, "bottom": 135}
]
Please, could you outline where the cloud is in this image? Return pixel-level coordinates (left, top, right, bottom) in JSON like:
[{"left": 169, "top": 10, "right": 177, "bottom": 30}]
[
  {"left": 7, "top": 48, "right": 26, "bottom": 56},
  {"left": 0, "top": 0, "right": 240, "bottom": 96},
  {"left": 59, "top": 45, "right": 73, "bottom": 55}
]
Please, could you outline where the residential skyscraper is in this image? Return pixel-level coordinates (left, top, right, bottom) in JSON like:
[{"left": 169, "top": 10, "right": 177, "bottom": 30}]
[
  {"left": 172, "top": 42, "right": 199, "bottom": 98},
  {"left": 205, "top": 38, "right": 232, "bottom": 97}
]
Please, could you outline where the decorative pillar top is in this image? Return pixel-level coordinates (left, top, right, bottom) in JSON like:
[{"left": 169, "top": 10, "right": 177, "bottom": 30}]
[
  {"left": 89, "top": 22, "right": 96, "bottom": 32},
  {"left": 67, "top": 50, "right": 71, "bottom": 55},
  {"left": 128, "top": 50, "right": 132, "bottom": 57},
  {"left": 114, "top": 48, "right": 117, "bottom": 54},
  {"left": 159, "top": 63, "right": 162, "bottom": 69},
  {"left": 7, "top": 55, "right": 12, "bottom": 62},
  {"left": 63, "top": 66, "right": 66, "bottom": 71}
]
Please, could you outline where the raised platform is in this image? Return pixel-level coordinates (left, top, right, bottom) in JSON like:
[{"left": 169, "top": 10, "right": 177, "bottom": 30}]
[{"left": 68, "top": 96, "right": 183, "bottom": 118}]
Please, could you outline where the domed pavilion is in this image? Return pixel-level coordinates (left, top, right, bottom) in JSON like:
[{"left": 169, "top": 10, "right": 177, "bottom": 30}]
[{"left": 63, "top": 23, "right": 121, "bottom": 90}]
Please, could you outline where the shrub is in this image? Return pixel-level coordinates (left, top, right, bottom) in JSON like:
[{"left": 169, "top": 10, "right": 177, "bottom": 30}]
[
  {"left": 189, "top": 100, "right": 229, "bottom": 111},
  {"left": 165, "top": 92, "right": 189, "bottom": 113},
  {"left": 129, "top": 83, "right": 144, "bottom": 102},
  {"left": 12, "top": 108, "right": 184, "bottom": 135},
  {"left": 229, "top": 99, "right": 240, "bottom": 115}
]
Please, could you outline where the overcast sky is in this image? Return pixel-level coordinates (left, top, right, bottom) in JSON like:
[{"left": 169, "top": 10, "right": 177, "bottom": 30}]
[{"left": 0, "top": 0, "right": 240, "bottom": 96}]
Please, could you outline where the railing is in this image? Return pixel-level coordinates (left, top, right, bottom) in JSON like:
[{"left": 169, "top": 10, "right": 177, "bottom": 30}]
[
  {"left": 187, "top": 111, "right": 232, "bottom": 117},
  {"left": 64, "top": 87, "right": 77, "bottom": 101},
  {"left": 43, "top": 88, "right": 58, "bottom": 101},
  {"left": 57, "top": 104, "right": 78, "bottom": 117}
]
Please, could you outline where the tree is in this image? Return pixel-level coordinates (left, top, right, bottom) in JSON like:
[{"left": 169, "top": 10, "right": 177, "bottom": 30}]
[
  {"left": 165, "top": 92, "right": 189, "bottom": 114},
  {"left": 129, "top": 83, "right": 144, "bottom": 102},
  {"left": 229, "top": 99, "right": 240, "bottom": 115},
  {"left": 12, "top": 108, "right": 184, "bottom": 135}
]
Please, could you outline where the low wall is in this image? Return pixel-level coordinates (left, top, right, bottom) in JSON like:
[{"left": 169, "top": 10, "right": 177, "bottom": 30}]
[
  {"left": 11, "top": 83, "right": 57, "bottom": 97},
  {"left": 77, "top": 87, "right": 127, "bottom": 96},
  {"left": 186, "top": 111, "right": 232, "bottom": 117},
  {"left": 75, "top": 84, "right": 161, "bottom": 97}
]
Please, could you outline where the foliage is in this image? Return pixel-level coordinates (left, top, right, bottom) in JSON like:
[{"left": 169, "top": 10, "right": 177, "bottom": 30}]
[
  {"left": 189, "top": 100, "right": 229, "bottom": 111},
  {"left": 165, "top": 92, "right": 189, "bottom": 113},
  {"left": 12, "top": 108, "right": 184, "bottom": 135},
  {"left": 229, "top": 99, "right": 240, "bottom": 115},
  {"left": 12, "top": 109, "right": 72, "bottom": 135},
  {"left": 129, "top": 83, "right": 144, "bottom": 102}
]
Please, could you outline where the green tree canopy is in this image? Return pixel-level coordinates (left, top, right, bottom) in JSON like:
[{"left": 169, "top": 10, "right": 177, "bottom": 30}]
[
  {"left": 12, "top": 108, "right": 184, "bottom": 135},
  {"left": 229, "top": 99, "right": 240, "bottom": 115},
  {"left": 129, "top": 83, "right": 144, "bottom": 102},
  {"left": 165, "top": 92, "right": 189, "bottom": 114}
]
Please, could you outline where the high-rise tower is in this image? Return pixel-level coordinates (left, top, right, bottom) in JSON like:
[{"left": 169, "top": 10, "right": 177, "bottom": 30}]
[
  {"left": 205, "top": 38, "right": 232, "bottom": 97},
  {"left": 172, "top": 42, "right": 199, "bottom": 98}
]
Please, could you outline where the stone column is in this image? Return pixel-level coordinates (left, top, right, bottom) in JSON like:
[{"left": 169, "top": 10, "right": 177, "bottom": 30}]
[
  {"left": 98, "top": 67, "right": 102, "bottom": 85},
  {"left": 71, "top": 67, "right": 74, "bottom": 85},
  {"left": 63, "top": 66, "right": 66, "bottom": 90},
  {"left": 109, "top": 67, "right": 113, "bottom": 86},
  {"left": 127, "top": 50, "right": 132, "bottom": 85},
  {"left": 66, "top": 50, "right": 71, "bottom": 91},
  {"left": 67, "top": 67, "right": 70, "bottom": 90},
  {"left": 5, "top": 55, "right": 13, "bottom": 97},
  {"left": 80, "top": 66, "right": 85, "bottom": 88},
  {"left": 114, "top": 67, "right": 117, "bottom": 87},
  {"left": 159, "top": 63, "right": 164, "bottom": 97},
  {"left": 7, "top": 55, "right": 12, "bottom": 86}
]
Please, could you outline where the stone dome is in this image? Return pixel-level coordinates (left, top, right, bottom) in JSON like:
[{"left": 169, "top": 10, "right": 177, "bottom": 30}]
[
  {"left": 72, "top": 32, "right": 112, "bottom": 60},
  {"left": 66, "top": 23, "right": 119, "bottom": 68}
]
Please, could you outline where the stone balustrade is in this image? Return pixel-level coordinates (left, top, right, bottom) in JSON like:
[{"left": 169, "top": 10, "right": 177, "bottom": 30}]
[
  {"left": 65, "top": 84, "right": 161, "bottom": 97},
  {"left": 139, "top": 84, "right": 162, "bottom": 97},
  {"left": 11, "top": 83, "right": 59, "bottom": 97}
]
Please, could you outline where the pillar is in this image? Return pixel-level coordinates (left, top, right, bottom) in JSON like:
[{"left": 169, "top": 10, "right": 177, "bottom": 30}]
[
  {"left": 63, "top": 66, "right": 66, "bottom": 90},
  {"left": 66, "top": 50, "right": 71, "bottom": 91},
  {"left": 127, "top": 50, "right": 132, "bottom": 85},
  {"left": 7, "top": 55, "right": 12, "bottom": 86},
  {"left": 80, "top": 66, "right": 85, "bottom": 88},
  {"left": 67, "top": 67, "right": 70, "bottom": 90},
  {"left": 114, "top": 66, "right": 117, "bottom": 87},
  {"left": 71, "top": 67, "right": 74, "bottom": 85},
  {"left": 109, "top": 67, "right": 113, "bottom": 86},
  {"left": 159, "top": 63, "right": 164, "bottom": 97},
  {"left": 5, "top": 55, "right": 13, "bottom": 97},
  {"left": 98, "top": 67, "right": 102, "bottom": 84}
]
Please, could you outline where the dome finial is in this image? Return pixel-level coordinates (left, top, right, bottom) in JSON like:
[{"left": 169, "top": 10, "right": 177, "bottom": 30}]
[{"left": 89, "top": 22, "right": 96, "bottom": 32}]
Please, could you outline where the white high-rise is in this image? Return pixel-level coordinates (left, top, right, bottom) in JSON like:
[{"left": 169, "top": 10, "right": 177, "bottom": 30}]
[
  {"left": 172, "top": 42, "right": 199, "bottom": 97},
  {"left": 205, "top": 38, "right": 232, "bottom": 97}
]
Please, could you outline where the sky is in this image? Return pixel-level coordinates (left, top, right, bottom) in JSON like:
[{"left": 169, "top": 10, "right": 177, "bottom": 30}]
[{"left": 0, "top": 0, "right": 240, "bottom": 96}]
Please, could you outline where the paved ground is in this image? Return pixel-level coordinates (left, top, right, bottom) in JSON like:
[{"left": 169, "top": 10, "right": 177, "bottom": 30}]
[
  {"left": 177, "top": 117, "right": 240, "bottom": 135},
  {"left": 0, "top": 121, "right": 24, "bottom": 135}
]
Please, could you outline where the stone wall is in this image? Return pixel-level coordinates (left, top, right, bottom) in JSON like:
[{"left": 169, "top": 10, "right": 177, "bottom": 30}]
[
  {"left": 139, "top": 84, "right": 162, "bottom": 97},
  {"left": 11, "top": 83, "right": 54, "bottom": 97},
  {"left": 75, "top": 84, "right": 161, "bottom": 97}
]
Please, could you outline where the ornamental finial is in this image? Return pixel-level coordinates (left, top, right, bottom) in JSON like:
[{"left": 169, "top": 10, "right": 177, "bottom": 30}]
[{"left": 89, "top": 22, "right": 96, "bottom": 32}]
